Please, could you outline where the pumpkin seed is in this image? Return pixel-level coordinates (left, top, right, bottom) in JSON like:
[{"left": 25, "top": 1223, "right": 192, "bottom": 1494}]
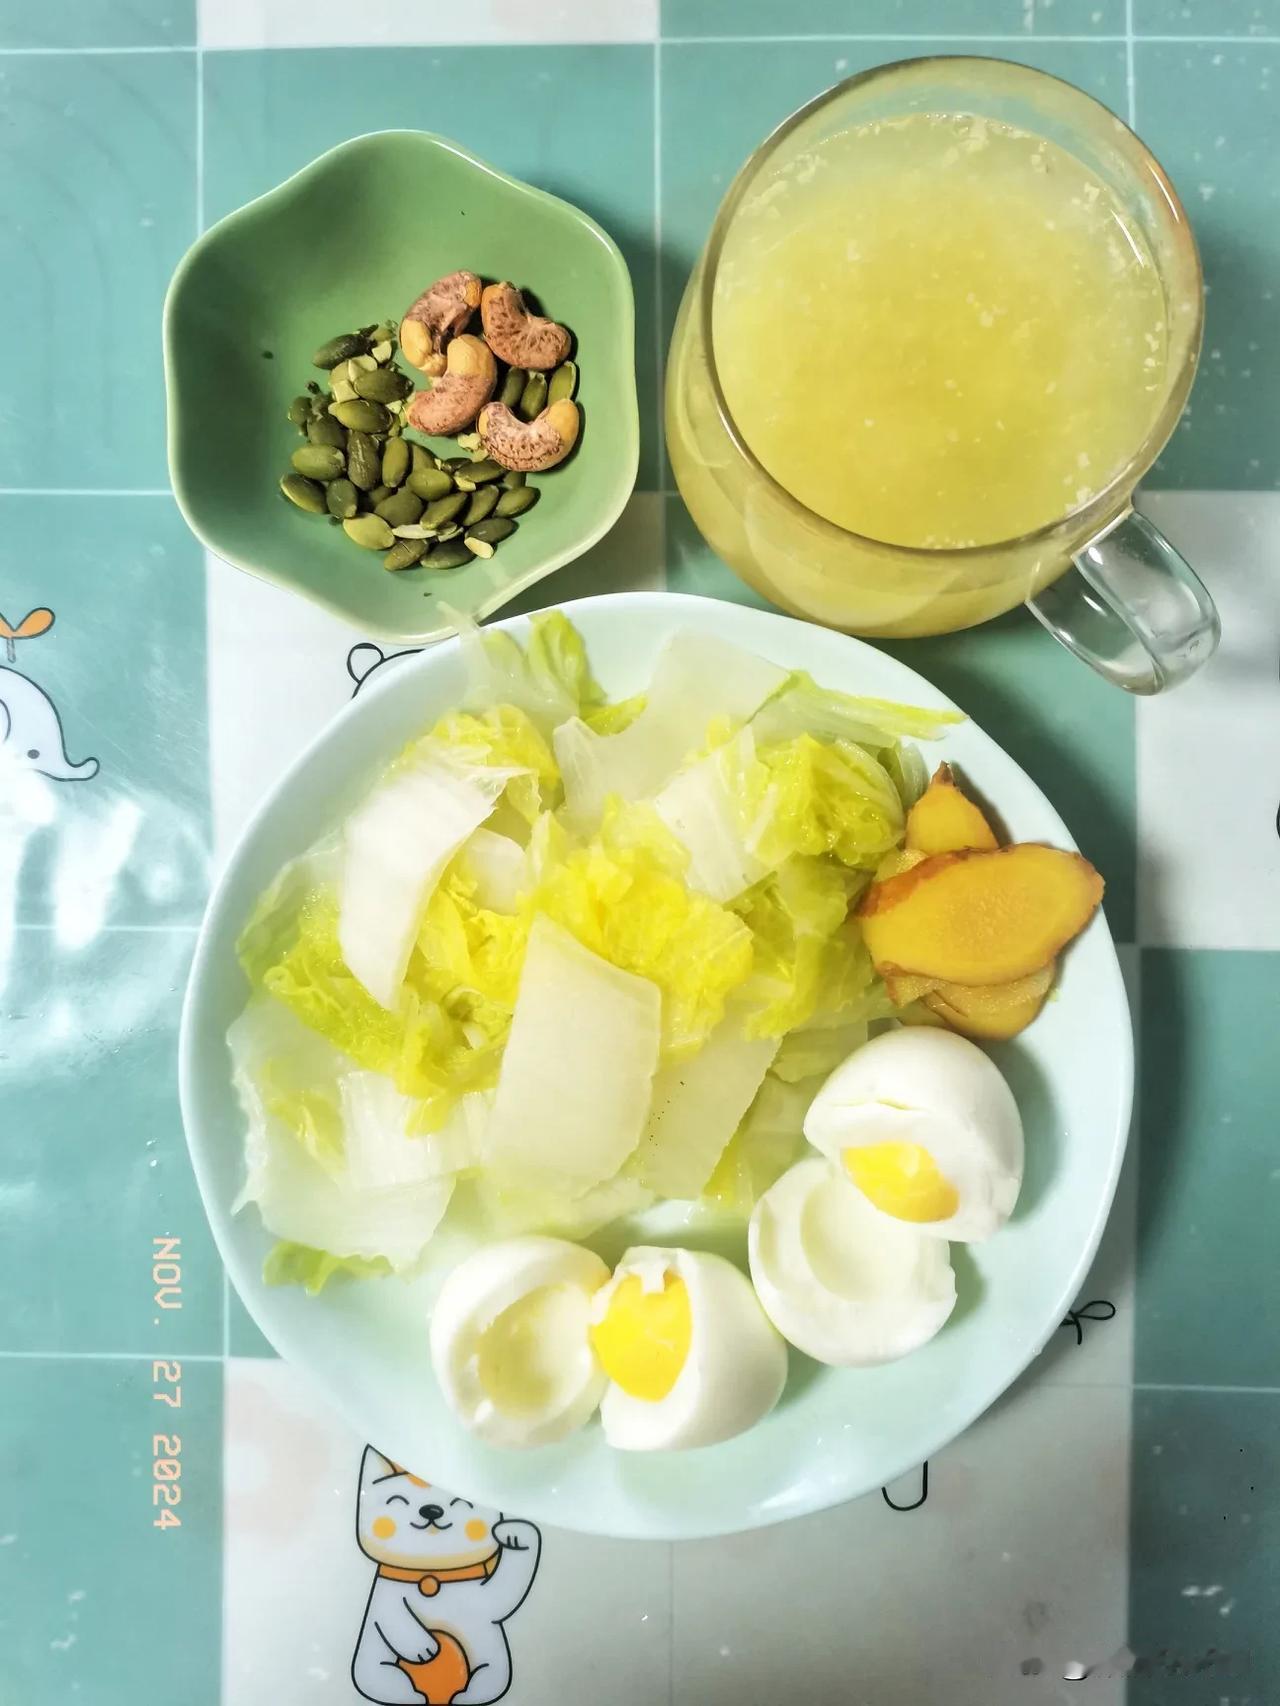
[
  {"left": 329, "top": 377, "right": 358, "bottom": 404},
  {"left": 343, "top": 514, "right": 395, "bottom": 551},
  {"left": 381, "top": 437, "right": 410, "bottom": 489},
  {"left": 326, "top": 477, "right": 358, "bottom": 519},
  {"left": 453, "top": 458, "right": 504, "bottom": 491},
  {"left": 456, "top": 432, "right": 482, "bottom": 452},
  {"left": 280, "top": 472, "right": 327, "bottom": 513},
  {"left": 434, "top": 523, "right": 462, "bottom": 542},
  {"left": 410, "top": 443, "right": 435, "bottom": 475},
  {"left": 463, "top": 485, "right": 500, "bottom": 526},
  {"left": 374, "top": 489, "right": 424, "bottom": 527},
  {"left": 423, "top": 491, "right": 467, "bottom": 528},
  {"left": 548, "top": 361, "right": 578, "bottom": 405},
  {"left": 367, "top": 484, "right": 392, "bottom": 506},
  {"left": 354, "top": 366, "right": 411, "bottom": 404},
  {"left": 287, "top": 394, "right": 311, "bottom": 429},
  {"left": 518, "top": 372, "right": 547, "bottom": 421},
  {"left": 392, "top": 523, "right": 435, "bottom": 539},
  {"left": 407, "top": 466, "right": 454, "bottom": 502},
  {"left": 463, "top": 534, "right": 495, "bottom": 558},
  {"left": 384, "top": 538, "right": 428, "bottom": 572},
  {"left": 465, "top": 516, "right": 517, "bottom": 546},
  {"left": 500, "top": 469, "right": 526, "bottom": 490},
  {"left": 346, "top": 430, "right": 381, "bottom": 491},
  {"left": 495, "top": 483, "right": 539, "bottom": 518},
  {"left": 349, "top": 353, "right": 379, "bottom": 373},
  {"left": 424, "top": 540, "right": 474, "bottom": 570},
  {"left": 312, "top": 331, "right": 367, "bottom": 368},
  {"left": 334, "top": 398, "right": 391, "bottom": 433},
  {"left": 290, "top": 443, "right": 344, "bottom": 481},
  {"left": 498, "top": 367, "right": 526, "bottom": 409},
  {"left": 370, "top": 339, "right": 393, "bottom": 363},
  {"left": 306, "top": 413, "right": 346, "bottom": 450}
]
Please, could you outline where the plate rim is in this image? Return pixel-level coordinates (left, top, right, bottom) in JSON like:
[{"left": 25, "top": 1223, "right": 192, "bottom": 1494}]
[{"left": 179, "top": 589, "right": 1134, "bottom": 1538}]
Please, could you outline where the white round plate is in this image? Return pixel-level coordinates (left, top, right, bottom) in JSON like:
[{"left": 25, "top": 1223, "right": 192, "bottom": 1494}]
[{"left": 180, "top": 591, "right": 1132, "bottom": 1539}]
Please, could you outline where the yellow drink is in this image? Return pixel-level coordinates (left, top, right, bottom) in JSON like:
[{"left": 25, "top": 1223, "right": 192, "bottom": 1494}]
[{"left": 712, "top": 113, "right": 1168, "bottom": 550}]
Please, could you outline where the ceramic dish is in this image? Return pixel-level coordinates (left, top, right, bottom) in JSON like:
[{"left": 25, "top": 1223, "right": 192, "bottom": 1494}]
[
  {"left": 179, "top": 592, "right": 1132, "bottom": 1539},
  {"left": 164, "top": 131, "right": 638, "bottom": 643}
]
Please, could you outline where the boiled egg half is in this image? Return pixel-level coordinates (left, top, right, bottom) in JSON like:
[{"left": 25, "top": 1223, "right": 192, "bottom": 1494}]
[
  {"left": 749, "top": 1157, "right": 957, "bottom": 1365},
  {"left": 429, "top": 1235, "right": 610, "bottom": 1449},
  {"left": 804, "top": 1026, "right": 1023, "bottom": 1242},
  {"left": 590, "top": 1246, "right": 787, "bottom": 1450}
]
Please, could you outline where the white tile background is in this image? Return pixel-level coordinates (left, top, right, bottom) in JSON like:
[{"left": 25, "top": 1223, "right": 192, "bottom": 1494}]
[
  {"left": 223, "top": 1367, "right": 1134, "bottom": 1706},
  {"left": 1136, "top": 492, "right": 1280, "bottom": 950},
  {"left": 669, "top": 1380, "right": 1133, "bottom": 1706},
  {"left": 198, "top": 0, "right": 660, "bottom": 50},
  {"left": 222, "top": 1357, "right": 674, "bottom": 1706}
]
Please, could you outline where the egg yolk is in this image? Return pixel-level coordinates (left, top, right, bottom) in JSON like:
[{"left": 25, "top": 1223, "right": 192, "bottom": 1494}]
[
  {"left": 590, "top": 1272, "right": 692, "bottom": 1401},
  {"left": 844, "top": 1142, "right": 959, "bottom": 1223}
]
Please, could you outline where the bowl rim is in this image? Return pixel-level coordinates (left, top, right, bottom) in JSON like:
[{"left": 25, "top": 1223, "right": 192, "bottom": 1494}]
[
  {"left": 163, "top": 129, "right": 639, "bottom": 645},
  {"left": 178, "top": 589, "right": 1135, "bottom": 1539}
]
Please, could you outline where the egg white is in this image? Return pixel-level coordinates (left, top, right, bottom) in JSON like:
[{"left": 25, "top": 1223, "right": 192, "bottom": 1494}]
[
  {"left": 429, "top": 1235, "right": 610, "bottom": 1449},
  {"left": 804, "top": 1026, "right": 1024, "bottom": 1241},
  {"left": 593, "top": 1246, "right": 787, "bottom": 1451},
  {"left": 749, "top": 1157, "right": 957, "bottom": 1365}
]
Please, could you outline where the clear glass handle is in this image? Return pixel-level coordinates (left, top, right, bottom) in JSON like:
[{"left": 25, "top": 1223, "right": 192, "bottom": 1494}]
[{"left": 1026, "top": 508, "right": 1220, "bottom": 694}]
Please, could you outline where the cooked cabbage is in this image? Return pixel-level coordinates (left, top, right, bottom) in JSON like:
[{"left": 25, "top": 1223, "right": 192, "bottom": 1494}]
[{"left": 231, "top": 614, "right": 953, "bottom": 1286}]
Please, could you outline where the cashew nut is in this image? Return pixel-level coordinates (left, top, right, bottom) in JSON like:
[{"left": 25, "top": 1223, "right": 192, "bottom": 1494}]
[
  {"left": 405, "top": 336, "right": 497, "bottom": 436},
  {"left": 400, "top": 270, "right": 483, "bottom": 376},
  {"left": 477, "top": 399, "right": 580, "bottom": 472},
  {"left": 480, "top": 282, "right": 572, "bottom": 372}
]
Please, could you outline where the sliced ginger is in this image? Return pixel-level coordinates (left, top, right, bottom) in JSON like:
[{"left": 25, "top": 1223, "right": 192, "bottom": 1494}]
[
  {"left": 882, "top": 969, "right": 941, "bottom": 1006},
  {"left": 858, "top": 845, "right": 1103, "bottom": 986},
  {"left": 870, "top": 765, "right": 1097, "bottom": 1036},
  {"left": 906, "top": 763, "right": 998, "bottom": 855},
  {"left": 874, "top": 846, "right": 928, "bottom": 884},
  {"left": 923, "top": 963, "right": 1056, "bottom": 1040},
  {"left": 877, "top": 808, "right": 949, "bottom": 1006},
  {"left": 875, "top": 768, "right": 1068, "bottom": 1034}
]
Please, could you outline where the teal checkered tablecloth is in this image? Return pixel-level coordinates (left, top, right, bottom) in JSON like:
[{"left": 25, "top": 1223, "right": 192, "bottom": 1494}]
[{"left": 1, "top": 4, "right": 1276, "bottom": 1703}]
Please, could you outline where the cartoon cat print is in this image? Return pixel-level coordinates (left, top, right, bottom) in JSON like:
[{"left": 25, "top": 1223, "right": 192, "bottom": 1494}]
[{"left": 353, "top": 1447, "right": 541, "bottom": 1706}]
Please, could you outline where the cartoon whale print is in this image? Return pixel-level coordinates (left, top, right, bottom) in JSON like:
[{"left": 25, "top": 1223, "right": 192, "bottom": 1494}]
[
  {"left": 0, "top": 609, "right": 98, "bottom": 782},
  {"left": 0, "top": 667, "right": 98, "bottom": 781}
]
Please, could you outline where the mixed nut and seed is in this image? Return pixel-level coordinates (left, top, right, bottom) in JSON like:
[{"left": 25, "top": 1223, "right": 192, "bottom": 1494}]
[{"left": 279, "top": 273, "right": 580, "bottom": 575}]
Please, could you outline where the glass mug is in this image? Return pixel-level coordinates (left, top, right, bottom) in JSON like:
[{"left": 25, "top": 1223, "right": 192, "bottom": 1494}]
[{"left": 666, "top": 57, "right": 1220, "bottom": 693}]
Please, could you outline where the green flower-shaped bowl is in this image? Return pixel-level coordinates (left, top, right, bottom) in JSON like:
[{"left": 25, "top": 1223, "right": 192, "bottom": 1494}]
[{"left": 165, "top": 131, "right": 638, "bottom": 643}]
